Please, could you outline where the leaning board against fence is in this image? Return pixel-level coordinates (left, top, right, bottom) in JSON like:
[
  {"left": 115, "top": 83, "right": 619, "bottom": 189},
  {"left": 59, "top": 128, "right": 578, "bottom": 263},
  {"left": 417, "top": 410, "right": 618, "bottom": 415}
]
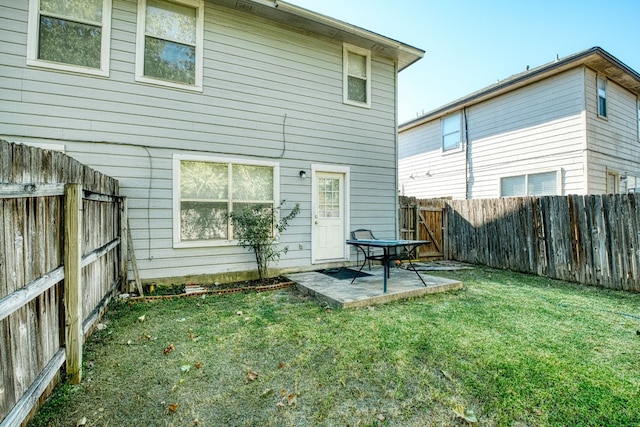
[
  {"left": 445, "top": 195, "right": 640, "bottom": 292},
  {"left": 0, "top": 140, "right": 122, "bottom": 426}
]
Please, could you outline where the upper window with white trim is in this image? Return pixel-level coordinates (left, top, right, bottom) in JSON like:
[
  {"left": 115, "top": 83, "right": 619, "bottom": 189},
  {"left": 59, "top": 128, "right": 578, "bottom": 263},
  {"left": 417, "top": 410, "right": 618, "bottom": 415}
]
[
  {"left": 174, "top": 156, "right": 279, "bottom": 247},
  {"left": 343, "top": 43, "right": 371, "bottom": 108},
  {"left": 27, "top": 0, "right": 112, "bottom": 76},
  {"left": 597, "top": 76, "right": 607, "bottom": 118},
  {"left": 441, "top": 112, "right": 462, "bottom": 152},
  {"left": 501, "top": 171, "right": 558, "bottom": 197},
  {"left": 136, "top": 0, "right": 204, "bottom": 91}
]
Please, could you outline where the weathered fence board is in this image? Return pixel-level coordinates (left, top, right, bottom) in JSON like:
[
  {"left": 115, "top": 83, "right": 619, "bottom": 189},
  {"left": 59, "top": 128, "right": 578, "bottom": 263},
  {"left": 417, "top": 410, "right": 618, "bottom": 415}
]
[
  {"left": 440, "top": 195, "right": 640, "bottom": 292},
  {"left": 1, "top": 140, "right": 122, "bottom": 426}
]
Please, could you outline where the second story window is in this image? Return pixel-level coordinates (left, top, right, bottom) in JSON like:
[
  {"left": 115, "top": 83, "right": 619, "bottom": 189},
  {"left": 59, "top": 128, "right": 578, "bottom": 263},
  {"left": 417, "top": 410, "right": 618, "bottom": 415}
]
[
  {"left": 136, "top": 0, "right": 204, "bottom": 91},
  {"left": 597, "top": 76, "right": 607, "bottom": 118},
  {"left": 637, "top": 99, "right": 640, "bottom": 140},
  {"left": 27, "top": 0, "right": 112, "bottom": 76},
  {"left": 343, "top": 43, "right": 371, "bottom": 108},
  {"left": 442, "top": 112, "right": 462, "bottom": 151}
]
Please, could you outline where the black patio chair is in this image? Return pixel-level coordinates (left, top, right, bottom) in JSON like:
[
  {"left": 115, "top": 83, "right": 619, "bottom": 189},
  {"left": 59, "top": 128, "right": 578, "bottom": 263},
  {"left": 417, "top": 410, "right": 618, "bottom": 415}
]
[{"left": 350, "top": 229, "right": 383, "bottom": 270}]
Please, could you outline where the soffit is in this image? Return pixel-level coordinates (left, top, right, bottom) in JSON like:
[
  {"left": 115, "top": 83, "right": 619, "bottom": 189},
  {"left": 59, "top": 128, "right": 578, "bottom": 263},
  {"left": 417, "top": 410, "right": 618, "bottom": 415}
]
[{"left": 206, "top": 0, "right": 424, "bottom": 71}]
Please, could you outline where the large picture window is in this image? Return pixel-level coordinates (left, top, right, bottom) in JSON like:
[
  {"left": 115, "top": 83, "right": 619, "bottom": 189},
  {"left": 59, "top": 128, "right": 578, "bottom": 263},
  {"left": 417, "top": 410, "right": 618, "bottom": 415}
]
[
  {"left": 174, "top": 156, "right": 278, "bottom": 246},
  {"left": 501, "top": 171, "right": 558, "bottom": 197},
  {"left": 136, "top": 0, "right": 204, "bottom": 90},
  {"left": 343, "top": 43, "right": 371, "bottom": 108},
  {"left": 27, "top": 0, "right": 112, "bottom": 76}
]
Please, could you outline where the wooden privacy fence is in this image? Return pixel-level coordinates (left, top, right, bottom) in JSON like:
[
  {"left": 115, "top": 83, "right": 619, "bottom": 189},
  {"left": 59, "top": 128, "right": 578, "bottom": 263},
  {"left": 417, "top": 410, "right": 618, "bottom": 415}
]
[
  {"left": 444, "top": 195, "right": 640, "bottom": 292},
  {"left": 398, "top": 196, "right": 446, "bottom": 258},
  {"left": 0, "top": 140, "right": 123, "bottom": 426}
]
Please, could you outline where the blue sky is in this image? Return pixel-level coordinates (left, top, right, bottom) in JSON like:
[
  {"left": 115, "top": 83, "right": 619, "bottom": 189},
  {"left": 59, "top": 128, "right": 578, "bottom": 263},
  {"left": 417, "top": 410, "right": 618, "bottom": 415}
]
[{"left": 287, "top": 0, "right": 640, "bottom": 124}]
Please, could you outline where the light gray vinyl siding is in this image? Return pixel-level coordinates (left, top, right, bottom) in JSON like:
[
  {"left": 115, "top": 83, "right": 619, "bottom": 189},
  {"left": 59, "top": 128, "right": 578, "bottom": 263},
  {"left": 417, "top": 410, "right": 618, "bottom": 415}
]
[
  {"left": 0, "top": 0, "right": 400, "bottom": 280},
  {"left": 399, "top": 67, "right": 588, "bottom": 199},
  {"left": 467, "top": 68, "right": 586, "bottom": 198},
  {"left": 398, "top": 121, "right": 467, "bottom": 199},
  {"left": 584, "top": 68, "right": 640, "bottom": 194}
]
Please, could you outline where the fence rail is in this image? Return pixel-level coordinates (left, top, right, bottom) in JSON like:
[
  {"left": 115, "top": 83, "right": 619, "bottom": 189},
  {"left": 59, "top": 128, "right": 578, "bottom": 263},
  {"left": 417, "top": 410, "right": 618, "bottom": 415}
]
[
  {"left": 1, "top": 140, "right": 123, "bottom": 426},
  {"left": 443, "top": 195, "right": 640, "bottom": 292}
]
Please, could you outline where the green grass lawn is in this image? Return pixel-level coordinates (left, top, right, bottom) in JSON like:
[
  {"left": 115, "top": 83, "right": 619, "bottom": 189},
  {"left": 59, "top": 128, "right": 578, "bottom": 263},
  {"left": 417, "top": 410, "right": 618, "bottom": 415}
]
[{"left": 30, "top": 267, "right": 640, "bottom": 426}]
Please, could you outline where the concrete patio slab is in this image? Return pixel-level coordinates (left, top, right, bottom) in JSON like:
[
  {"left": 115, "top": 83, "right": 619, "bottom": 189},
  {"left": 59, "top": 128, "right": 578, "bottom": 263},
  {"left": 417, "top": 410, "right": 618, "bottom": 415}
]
[{"left": 285, "top": 265, "right": 463, "bottom": 309}]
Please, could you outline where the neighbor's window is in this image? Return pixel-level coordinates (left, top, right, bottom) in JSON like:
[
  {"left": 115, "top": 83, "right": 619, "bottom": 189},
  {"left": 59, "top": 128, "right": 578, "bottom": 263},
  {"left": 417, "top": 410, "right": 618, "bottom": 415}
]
[
  {"left": 27, "top": 0, "right": 112, "bottom": 76},
  {"left": 606, "top": 171, "right": 619, "bottom": 194},
  {"left": 637, "top": 99, "right": 639, "bottom": 140},
  {"left": 501, "top": 171, "right": 558, "bottom": 197},
  {"left": 343, "top": 43, "right": 371, "bottom": 107},
  {"left": 597, "top": 76, "right": 607, "bottom": 118},
  {"left": 136, "top": 0, "right": 204, "bottom": 90},
  {"left": 174, "top": 156, "right": 278, "bottom": 246},
  {"left": 442, "top": 112, "right": 462, "bottom": 151}
]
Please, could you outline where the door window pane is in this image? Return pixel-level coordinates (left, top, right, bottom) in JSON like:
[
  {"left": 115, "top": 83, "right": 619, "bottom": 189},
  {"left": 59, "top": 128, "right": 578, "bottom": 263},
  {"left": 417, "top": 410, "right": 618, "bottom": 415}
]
[{"left": 318, "top": 177, "right": 341, "bottom": 218}]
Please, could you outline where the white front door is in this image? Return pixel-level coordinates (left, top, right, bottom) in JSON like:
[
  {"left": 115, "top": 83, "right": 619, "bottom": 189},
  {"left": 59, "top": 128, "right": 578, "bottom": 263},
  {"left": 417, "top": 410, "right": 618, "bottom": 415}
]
[{"left": 312, "top": 169, "right": 348, "bottom": 262}]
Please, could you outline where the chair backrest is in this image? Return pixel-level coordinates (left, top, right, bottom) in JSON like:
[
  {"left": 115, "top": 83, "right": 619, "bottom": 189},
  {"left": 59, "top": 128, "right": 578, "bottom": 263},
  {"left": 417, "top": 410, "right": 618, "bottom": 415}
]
[{"left": 351, "top": 229, "right": 377, "bottom": 240}]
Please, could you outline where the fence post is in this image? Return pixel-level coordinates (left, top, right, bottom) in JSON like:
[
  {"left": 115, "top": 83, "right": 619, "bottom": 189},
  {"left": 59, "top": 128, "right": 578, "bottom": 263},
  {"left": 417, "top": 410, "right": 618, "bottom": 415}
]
[
  {"left": 414, "top": 204, "right": 419, "bottom": 240},
  {"left": 64, "top": 183, "right": 83, "bottom": 384},
  {"left": 120, "top": 197, "right": 128, "bottom": 291}
]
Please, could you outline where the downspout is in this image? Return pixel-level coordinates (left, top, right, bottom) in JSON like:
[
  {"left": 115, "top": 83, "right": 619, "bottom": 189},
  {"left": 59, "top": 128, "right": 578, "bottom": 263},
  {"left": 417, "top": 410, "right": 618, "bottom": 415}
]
[
  {"left": 463, "top": 107, "right": 470, "bottom": 199},
  {"left": 394, "top": 60, "right": 400, "bottom": 239}
]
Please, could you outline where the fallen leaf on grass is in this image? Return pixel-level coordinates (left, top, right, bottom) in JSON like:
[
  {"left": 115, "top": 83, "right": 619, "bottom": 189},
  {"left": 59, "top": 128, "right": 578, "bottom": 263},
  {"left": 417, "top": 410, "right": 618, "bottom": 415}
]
[
  {"left": 236, "top": 310, "right": 243, "bottom": 316},
  {"left": 247, "top": 369, "right": 259, "bottom": 381},
  {"left": 138, "top": 315, "right": 146, "bottom": 322},
  {"left": 194, "top": 362, "right": 202, "bottom": 369},
  {"left": 440, "top": 369, "right": 453, "bottom": 381},
  {"left": 276, "top": 402, "right": 285, "bottom": 409},
  {"left": 262, "top": 388, "right": 274, "bottom": 397},
  {"left": 181, "top": 364, "right": 191, "bottom": 373},
  {"left": 76, "top": 416, "right": 87, "bottom": 426},
  {"left": 168, "top": 403, "right": 179, "bottom": 413},
  {"left": 376, "top": 413, "right": 386, "bottom": 421},
  {"left": 163, "top": 344, "right": 174, "bottom": 355},
  {"left": 287, "top": 394, "right": 296, "bottom": 406},
  {"left": 453, "top": 404, "right": 478, "bottom": 423}
]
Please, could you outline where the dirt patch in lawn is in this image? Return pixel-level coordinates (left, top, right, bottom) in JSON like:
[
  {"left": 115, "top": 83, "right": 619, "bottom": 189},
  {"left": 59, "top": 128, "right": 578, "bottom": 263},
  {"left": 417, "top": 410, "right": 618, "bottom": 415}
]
[{"left": 133, "top": 277, "right": 296, "bottom": 301}]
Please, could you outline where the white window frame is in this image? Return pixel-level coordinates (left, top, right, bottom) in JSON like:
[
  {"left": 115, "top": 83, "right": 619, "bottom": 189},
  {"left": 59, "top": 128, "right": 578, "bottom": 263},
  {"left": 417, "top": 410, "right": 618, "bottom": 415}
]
[
  {"left": 441, "top": 112, "right": 462, "bottom": 152},
  {"left": 597, "top": 76, "right": 607, "bottom": 118},
  {"left": 343, "top": 43, "right": 371, "bottom": 108},
  {"left": 500, "top": 170, "right": 561, "bottom": 197},
  {"left": 135, "top": 0, "right": 204, "bottom": 92},
  {"left": 173, "top": 154, "right": 280, "bottom": 248},
  {"left": 26, "top": 0, "right": 112, "bottom": 76}
]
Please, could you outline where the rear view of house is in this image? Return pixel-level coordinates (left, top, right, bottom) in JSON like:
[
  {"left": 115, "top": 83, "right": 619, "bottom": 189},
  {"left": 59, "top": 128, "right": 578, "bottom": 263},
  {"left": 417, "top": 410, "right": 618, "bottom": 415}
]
[
  {"left": 0, "top": 0, "right": 424, "bottom": 283},
  {"left": 399, "top": 47, "right": 640, "bottom": 199}
]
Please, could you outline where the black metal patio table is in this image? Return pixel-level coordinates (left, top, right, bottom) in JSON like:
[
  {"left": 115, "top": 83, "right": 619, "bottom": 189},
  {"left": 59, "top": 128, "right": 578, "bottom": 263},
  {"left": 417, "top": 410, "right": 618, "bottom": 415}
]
[{"left": 346, "top": 239, "right": 431, "bottom": 293}]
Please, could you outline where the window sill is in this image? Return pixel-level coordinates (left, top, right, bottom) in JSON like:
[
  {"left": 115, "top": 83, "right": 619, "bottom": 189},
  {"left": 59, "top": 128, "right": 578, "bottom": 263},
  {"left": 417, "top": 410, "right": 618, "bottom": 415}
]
[
  {"left": 343, "top": 99, "right": 372, "bottom": 109},
  {"left": 136, "top": 75, "right": 203, "bottom": 93},
  {"left": 26, "top": 59, "right": 109, "bottom": 77},
  {"left": 173, "top": 239, "right": 237, "bottom": 249}
]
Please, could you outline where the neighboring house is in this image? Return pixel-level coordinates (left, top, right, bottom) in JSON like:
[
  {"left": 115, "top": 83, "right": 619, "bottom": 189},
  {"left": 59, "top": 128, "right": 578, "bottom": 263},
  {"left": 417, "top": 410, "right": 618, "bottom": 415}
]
[
  {"left": 399, "top": 47, "right": 640, "bottom": 199},
  {"left": 0, "top": 0, "right": 423, "bottom": 282}
]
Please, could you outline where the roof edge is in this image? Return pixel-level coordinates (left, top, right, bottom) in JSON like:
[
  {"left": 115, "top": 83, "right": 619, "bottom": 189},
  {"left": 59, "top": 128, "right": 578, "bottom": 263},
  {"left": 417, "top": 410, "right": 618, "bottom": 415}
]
[{"left": 400, "top": 47, "right": 640, "bottom": 131}]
